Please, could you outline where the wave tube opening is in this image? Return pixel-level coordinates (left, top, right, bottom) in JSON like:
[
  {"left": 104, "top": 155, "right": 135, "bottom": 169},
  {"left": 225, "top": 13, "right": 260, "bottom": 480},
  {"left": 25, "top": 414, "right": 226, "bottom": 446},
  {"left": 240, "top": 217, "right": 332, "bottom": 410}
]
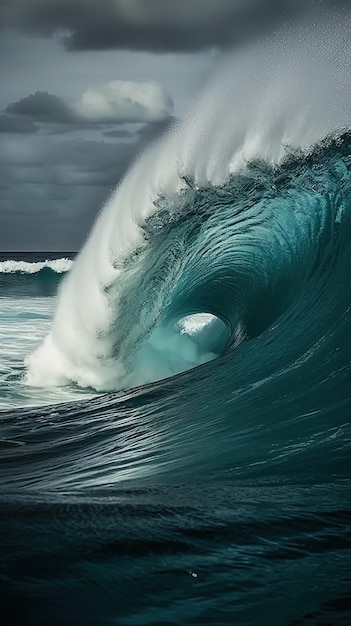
[{"left": 130, "top": 313, "right": 230, "bottom": 387}]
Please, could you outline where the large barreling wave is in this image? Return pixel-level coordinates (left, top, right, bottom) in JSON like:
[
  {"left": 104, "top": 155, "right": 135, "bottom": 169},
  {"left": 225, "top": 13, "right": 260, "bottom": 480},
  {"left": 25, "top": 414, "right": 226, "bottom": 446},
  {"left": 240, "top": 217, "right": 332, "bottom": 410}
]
[{"left": 26, "top": 17, "right": 351, "bottom": 394}]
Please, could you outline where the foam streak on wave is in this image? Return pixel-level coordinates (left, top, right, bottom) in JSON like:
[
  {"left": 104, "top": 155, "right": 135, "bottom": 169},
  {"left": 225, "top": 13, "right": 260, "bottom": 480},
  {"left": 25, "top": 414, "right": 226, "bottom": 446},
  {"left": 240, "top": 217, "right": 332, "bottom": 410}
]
[{"left": 26, "top": 16, "right": 351, "bottom": 393}]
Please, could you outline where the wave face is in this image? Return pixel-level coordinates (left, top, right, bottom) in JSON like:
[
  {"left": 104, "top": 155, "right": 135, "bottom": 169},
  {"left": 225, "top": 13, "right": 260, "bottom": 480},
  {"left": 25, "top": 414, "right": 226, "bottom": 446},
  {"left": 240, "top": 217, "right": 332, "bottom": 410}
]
[{"left": 1, "top": 16, "right": 351, "bottom": 626}]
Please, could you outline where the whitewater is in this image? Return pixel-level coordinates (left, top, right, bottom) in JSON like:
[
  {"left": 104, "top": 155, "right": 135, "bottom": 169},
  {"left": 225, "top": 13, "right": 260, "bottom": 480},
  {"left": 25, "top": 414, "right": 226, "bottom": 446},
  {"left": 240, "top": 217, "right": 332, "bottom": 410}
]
[{"left": 1, "top": 13, "right": 351, "bottom": 626}]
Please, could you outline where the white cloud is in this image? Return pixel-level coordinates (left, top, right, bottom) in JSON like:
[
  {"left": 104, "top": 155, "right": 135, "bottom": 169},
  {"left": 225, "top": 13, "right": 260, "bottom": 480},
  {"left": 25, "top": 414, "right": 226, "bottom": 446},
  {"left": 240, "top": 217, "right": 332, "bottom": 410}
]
[{"left": 74, "top": 80, "right": 173, "bottom": 123}]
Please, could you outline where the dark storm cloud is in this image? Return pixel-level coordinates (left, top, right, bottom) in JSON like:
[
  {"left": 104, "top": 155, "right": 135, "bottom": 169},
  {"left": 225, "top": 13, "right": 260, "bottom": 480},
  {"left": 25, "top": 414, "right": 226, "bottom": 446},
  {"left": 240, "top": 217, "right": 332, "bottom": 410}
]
[
  {"left": 1, "top": 0, "right": 348, "bottom": 53},
  {"left": 5, "top": 91, "right": 74, "bottom": 124}
]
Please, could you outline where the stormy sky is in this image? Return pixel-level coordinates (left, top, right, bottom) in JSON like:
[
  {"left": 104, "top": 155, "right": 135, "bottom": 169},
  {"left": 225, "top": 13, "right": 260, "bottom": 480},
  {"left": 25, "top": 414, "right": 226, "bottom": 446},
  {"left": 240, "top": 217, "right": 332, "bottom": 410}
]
[{"left": 0, "top": 0, "right": 348, "bottom": 251}]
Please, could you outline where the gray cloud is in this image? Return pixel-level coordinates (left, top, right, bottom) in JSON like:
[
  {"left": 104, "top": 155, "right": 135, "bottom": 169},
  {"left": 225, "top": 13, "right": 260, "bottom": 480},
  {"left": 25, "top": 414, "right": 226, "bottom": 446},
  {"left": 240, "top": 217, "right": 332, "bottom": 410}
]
[
  {"left": 1, "top": 0, "right": 348, "bottom": 53},
  {"left": 74, "top": 80, "right": 173, "bottom": 123},
  {"left": 5, "top": 91, "right": 74, "bottom": 124},
  {"left": 4, "top": 81, "right": 173, "bottom": 132}
]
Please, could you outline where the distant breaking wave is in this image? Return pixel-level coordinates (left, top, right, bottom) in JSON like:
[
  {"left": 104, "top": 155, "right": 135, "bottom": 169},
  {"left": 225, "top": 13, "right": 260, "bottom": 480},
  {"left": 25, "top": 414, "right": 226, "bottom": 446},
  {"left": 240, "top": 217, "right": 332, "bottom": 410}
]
[
  {"left": 0, "top": 259, "right": 73, "bottom": 274},
  {"left": 0, "top": 258, "right": 73, "bottom": 297}
]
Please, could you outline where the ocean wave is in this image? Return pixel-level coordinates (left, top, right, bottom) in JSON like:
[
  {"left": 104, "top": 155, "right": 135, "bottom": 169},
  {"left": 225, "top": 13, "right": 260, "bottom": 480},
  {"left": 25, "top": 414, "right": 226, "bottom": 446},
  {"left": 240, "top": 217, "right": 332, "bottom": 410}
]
[
  {"left": 25, "top": 17, "right": 351, "bottom": 394},
  {"left": 0, "top": 258, "right": 73, "bottom": 275},
  {"left": 25, "top": 132, "right": 351, "bottom": 392}
]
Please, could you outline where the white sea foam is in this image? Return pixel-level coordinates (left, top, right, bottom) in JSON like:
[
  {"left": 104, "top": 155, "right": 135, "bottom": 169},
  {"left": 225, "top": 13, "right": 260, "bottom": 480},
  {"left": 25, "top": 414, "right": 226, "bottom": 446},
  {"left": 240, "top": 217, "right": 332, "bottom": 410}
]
[
  {"left": 26, "top": 16, "right": 351, "bottom": 393},
  {"left": 0, "top": 297, "right": 94, "bottom": 409}
]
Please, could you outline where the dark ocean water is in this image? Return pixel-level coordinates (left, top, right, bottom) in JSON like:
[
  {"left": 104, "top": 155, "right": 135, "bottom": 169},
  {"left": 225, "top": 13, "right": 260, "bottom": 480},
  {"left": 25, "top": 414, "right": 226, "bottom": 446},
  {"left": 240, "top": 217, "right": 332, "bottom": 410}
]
[{"left": 1, "top": 132, "right": 351, "bottom": 625}]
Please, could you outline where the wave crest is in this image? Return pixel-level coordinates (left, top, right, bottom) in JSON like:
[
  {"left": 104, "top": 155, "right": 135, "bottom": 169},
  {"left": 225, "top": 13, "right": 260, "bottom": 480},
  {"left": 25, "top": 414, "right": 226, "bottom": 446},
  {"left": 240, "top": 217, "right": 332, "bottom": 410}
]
[{"left": 0, "top": 259, "right": 73, "bottom": 275}]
